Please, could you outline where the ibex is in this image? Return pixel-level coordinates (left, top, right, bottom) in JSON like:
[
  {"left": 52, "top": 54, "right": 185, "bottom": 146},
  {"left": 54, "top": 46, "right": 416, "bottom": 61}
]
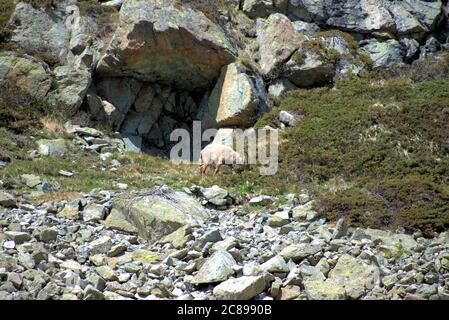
[{"left": 199, "top": 143, "right": 245, "bottom": 176}]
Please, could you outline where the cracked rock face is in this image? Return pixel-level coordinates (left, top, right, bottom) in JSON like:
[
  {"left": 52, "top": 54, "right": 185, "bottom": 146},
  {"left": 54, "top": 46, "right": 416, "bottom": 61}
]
[
  {"left": 96, "top": 0, "right": 236, "bottom": 91},
  {"left": 0, "top": 52, "right": 51, "bottom": 99}
]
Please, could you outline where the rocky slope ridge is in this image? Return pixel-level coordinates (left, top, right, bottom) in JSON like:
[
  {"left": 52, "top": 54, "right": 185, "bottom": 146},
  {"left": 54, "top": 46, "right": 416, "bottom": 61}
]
[
  {"left": 1, "top": 0, "right": 449, "bottom": 155},
  {"left": 1, "top": 184, "right": 449, "bottom": 300}
]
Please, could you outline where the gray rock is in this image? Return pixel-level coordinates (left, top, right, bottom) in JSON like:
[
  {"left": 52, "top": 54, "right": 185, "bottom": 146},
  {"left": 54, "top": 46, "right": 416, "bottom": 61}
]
[
  {"left": 328, "top": 254, "right": 380, "bottom": 299},
  {"left": 0, "top": 52, "right": 51, "bottom": 99},
  {"left": 288, "top": 0, "right": 326, "bottom": 23},
  {"left": 279, "top": 111, "right": 298, "bottom": 126},
  {"left": 324, "top": 0, "right": 395, "bottom": 33},
  {"left": 96, "top": 0, "right": 236, "bottom": 91},
  {"left": 260, "top": 255, "right": 289, "bottom": 273},
  {"left": 243, "top": 0, "right": 276, "bottom": 18},
  {"left": 192, "top": 250, "right": 236, "bottom": 285},
  {"left": 96, "top": 77, "right": 141, "bottom": 115},
  {"left": 84, "top": 285, "right": 106, "bottom": 300},
  {"left": 39, "top": 228, "right": 58, "bottom": 243},
  {"left": 21, "top": 174, "right": 42, "bottom": 188},
  {"left": 332, "top": 218, "right": 348, "bottom": 239},
  {"left": 268, "top": 78, "right": 297, "bottom": 98},
  {"left": 362, "top": 39, "right": 403, "bottom": 68},
  {"left": 201, "top": 185, "right": 230, "bottom": 207},
  {"left": 280, "top": 243, "right": 322, "bottom": 262},
  {"left": 103, "top": 208, "right": 138, "bottom": 234},
  {"left": 196, "top": 63, "right": 259, "bottom": 128},
  {"left": 112, "top": 187, "right": 209, "bottom": 240},
  {"left": 267, "top": 211, "right": 290, "bottom": 227},
  {"left": 292, "top": 202, "right": 319, "bottom": 221},
  {"left": 213, "top": 275, "right": 267, "bottom": 300},
  {"left": 37, "top": 139, "right": 68, "bottom": 157},
  {"left": 257, "top": 13, "right": 302, "bottom": 76},
  {"left": 210, "top": 237, "right": 239, "bottom": 253},
  {"left": 89, "top": 236, "right": 113, "bottom": 255},
  {"left": 0, "top": 191, "right": 16, "bottom": 208},
  {"left": 303, "top": 279, "right": 346, "bottom": 300},
  {"left": 83, "top": 204, "right": 106, "bottom": 223},
  {"left": 292, "top": 20, "right": 322, "bottom": 33},
  {"left": 48, "top": 63, "right": 92, "bottom": 110},
  {"left": 5, "top": 231, "right": 31, "bottom": 244},
  {"left": 10, "top": 2, "right": 70, "bottom": 62}
]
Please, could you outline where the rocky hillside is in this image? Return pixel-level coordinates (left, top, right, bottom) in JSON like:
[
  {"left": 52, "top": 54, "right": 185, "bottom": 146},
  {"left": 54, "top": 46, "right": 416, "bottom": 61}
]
[
  {"left": 1, "top": 0, "right": 449, "bottom": 154},
  {"left": 0, "top": 0, "right": 449, "bottom": 300}
]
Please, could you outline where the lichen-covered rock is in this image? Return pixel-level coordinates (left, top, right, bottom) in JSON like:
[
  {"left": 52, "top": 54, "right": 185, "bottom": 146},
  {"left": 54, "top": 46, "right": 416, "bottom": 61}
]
[
  {"left": 37, "top": 139, "right": 68, "bottom": 157},
  {"left": 0, "top": 191, "right": 16, "bottom": 208},
  {"left": 0, "top": 52, "right": 51, "bottom": 99},
  {"left": 9, "top": 1, "right": 71, "bottom": 62},
  {"left": 256, "top": 13, "right": 302, "bottom": 76},
  {"left": 363, "top": 228, "right": 417, "bottom": 257},
  {"left": 48, "top": 64, "right": 92, "bottom": 110},
  {"left": 96, "top": 0, "right": 236, "bottom": 91},
  {"left": 287, "top": 0, "right": 326, "bottom": 23},
  {"left": 268, "top": 78, "right": 297, "bottom": 98},
  {"left": 96, "top": 78, "right": 141, "bottom": 115},
  {"left": 324, "top": 0, "right": 396, "bottom": 33},
  {"left": 160, "top": 225, "right": 193, "bottom": 249},
  {"left": 328, "top": 254, "right": 380, "bottom": 299},
  {"left": 361, "top": 39, "right": 403, "bottom": 68},
  {"left": 112, "top": 187, "right": 209, "bottom": 240},
  {"left": 303, "top": 279, "right": 346, "bottom": 300},
  {"left": 192, "top": 249, "right": 236, "bottom": 284},
  {"left": 243, "top": 0, "right": 275, "bottom": 18},
  {"left": 103, "top": 208, "right": 139, "bottom": 234},
  {"left": 196, "top": 63, "right": 259, "bottom": 128},
  {"left": 386, "top": 0, "right": 443, "bottom": 34},
  {"left": 280, "top": 243, "right": 322, "bottom": 262},
  {"left": 213, "top": 275, "right": 267, "bottom": 300},
  {"left": 284, "top": 42, "right": 335, "bottom": 87}
]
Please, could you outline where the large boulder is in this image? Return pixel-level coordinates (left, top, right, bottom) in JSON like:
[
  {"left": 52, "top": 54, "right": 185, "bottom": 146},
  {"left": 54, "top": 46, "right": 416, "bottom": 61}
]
[
  {"left": 111, "top": 187, "right": 209, "bottom": 240},
  {"left": 196, "top": 63, "right": 260, "bottom": 128},
  {"left": 322, "top": 0, "right": 443, "bottom": 35},
  {"left": 328, "top": 254, "right": 380, "bottom": 299},
  {"left": 287, "top": 0, "right": 327, "bottom": 23},
  {"left": 324, "top": 0, "right": 395, "bottom": 33},
  {"left": 0, "top": 52, "right": 51, "bottom": 99},
  {"left": 85, "top": 86, "right": 126, "bottom": 130},
  {"left": 256, "top": 13, "right": 302, "bottom": 76},
  {"left": 96, "top": 77, "right": 142, "bottom": 115},
  {"left": 213, "top": 275, "right": 268, "bottom": 300},
  {"left": 361, "top": 39, "right": 403, "bottom": 68},
  {"left": 386, "top": 0, "right": 443, "bottom": 34},
  {"left": 363, "top": 228, "right": 418, "bottom": 257},
  {"left": 283, "top": 41, "right": 335, "bottom": 87},
  {"left": 316, "top": 31, "right": 366, "bottom": 77},
  {"left": 37, "top": 139, "right": 68, "bottom": 157},
  {"left": 256, "top": 13, "right": 335, "bottom": 86},
  {"left": 96, "top": 0, "right": 236, "bottom": 91},
  {"left": 9, "top": 1, "right": 71, "bottom": 61},
  {"left": 243, "top": 0, "right": 276, "bottom": 18},
  {"left": 192, "top": 249, "right": 236, "bottom": 285},
  {"left": 47, "top": 63, "right": 92, "bottom": 109}
]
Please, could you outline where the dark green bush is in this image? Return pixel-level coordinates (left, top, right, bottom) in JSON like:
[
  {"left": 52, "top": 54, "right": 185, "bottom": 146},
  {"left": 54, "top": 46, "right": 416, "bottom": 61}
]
[
  {"left": 315, "top": 176, "right": 449, "bottom": 237},
  {"left": 0, "top": 0, "right": 15, "bottom": 45}
]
